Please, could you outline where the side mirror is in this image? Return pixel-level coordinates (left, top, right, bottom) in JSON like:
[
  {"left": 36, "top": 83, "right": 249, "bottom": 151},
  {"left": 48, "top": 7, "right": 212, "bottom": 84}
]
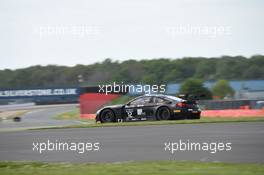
[{"left": 126, "top": 102, "right": 131, "bottom": 106}]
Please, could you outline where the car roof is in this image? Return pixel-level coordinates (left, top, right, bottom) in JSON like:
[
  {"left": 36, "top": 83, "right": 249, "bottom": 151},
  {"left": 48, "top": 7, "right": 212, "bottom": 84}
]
[
  {"left": 143, "top": 94, "right": 166, "bottom": 97},
  {"left": 142, "top": 94, "right": 184, "bottom": 102}
]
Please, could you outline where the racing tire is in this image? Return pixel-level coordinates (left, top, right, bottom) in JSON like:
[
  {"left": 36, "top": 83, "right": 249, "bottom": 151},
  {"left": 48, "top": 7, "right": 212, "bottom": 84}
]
[
  {"left": 100, "top": 109, "right": 116, "bottom": 123},
  {"left": 156, "top": 107, "right": 171, "bottom": 120}
]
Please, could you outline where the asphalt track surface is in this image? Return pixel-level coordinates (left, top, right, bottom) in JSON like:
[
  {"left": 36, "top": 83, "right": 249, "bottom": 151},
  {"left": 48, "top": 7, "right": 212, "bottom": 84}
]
[
  {"left": 0, "top": 122, "right": 264, "bottom": 163},
  {"left": 0, "top": 104, "right": 79, "bottom": 131}
]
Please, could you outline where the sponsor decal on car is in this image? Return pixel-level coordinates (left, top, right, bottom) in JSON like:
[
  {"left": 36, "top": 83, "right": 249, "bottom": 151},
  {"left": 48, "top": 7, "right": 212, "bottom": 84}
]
[{"left": 173, "top": 110, "right": 181, "bottom": 113}]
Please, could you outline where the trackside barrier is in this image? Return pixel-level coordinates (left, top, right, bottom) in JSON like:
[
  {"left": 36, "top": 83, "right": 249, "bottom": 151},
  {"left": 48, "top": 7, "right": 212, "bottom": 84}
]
[
  {"left": 80, "top": 93, "right": 120, "bottom": 119},
  {"left": 201, "top": 109, "right": 264, "bottom": 117}
]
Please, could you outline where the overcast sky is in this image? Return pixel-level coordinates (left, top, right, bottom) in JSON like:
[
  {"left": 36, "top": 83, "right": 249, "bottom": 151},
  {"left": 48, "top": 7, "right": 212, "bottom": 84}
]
[{"left": 0, "top": 0, "right": 263, "bottom": 69}]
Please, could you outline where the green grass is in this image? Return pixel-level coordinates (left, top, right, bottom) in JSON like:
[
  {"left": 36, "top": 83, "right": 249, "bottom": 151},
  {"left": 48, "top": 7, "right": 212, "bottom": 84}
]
[
  {"left": 54, "top": 108, "right": 94, "bottom": 124},
  {"left": 0, "top": 161, "right": 264, "bottom": 175},
  {"left": 108, "top": 95, "right": 133, "bottom": 105},
  {"left": 54, "top": 108, "right": 81, "bottom": 120}
]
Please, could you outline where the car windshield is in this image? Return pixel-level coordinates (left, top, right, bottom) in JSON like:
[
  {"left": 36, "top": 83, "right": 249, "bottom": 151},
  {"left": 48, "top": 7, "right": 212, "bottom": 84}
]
[
  {"left": 165, "top": 95, "right": 185, "bottom": 102},
  {"left": 130, "top": 96, "right": 151, "bottom": 105}
]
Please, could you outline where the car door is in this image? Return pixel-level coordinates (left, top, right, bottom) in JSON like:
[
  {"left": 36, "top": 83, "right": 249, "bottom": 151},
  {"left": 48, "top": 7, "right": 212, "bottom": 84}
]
[
  {"left": 142, "top": 97, "right": 161, "bottom": 119},
  {"left": 124, "top": 96, "right": 152, "bottom": 121}
]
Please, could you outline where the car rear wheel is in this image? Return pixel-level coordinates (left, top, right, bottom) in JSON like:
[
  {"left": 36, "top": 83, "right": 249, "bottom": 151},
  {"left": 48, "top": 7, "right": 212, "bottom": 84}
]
[
  {"left": 100, "top": 109, "right": 116, "bottom": 123},
  {"left": 156, "top": 107, "right": 171, "bottom": 120}
]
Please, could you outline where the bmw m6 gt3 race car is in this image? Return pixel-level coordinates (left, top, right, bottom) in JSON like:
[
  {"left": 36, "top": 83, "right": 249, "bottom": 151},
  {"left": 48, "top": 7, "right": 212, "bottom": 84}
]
[{"left": 96, "top": 94, "right": 201, "bottom": 123}]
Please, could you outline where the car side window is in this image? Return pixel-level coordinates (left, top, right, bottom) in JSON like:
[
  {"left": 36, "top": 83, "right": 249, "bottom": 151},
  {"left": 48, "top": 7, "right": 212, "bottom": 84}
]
[
  {"left": 154, "top": 97, "right": 165, "bottom": 103},
  {"left": 142, "top": 97, "right": 152, "bottom": 104},
  {"left": 130, "top": 97, "right": 151, "bottom": 105}
]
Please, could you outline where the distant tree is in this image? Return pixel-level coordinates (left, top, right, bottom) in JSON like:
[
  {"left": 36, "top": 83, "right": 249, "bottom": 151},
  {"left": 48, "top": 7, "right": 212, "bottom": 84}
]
[
  {"left": 162, "top": 68, "right": 181, "bottom": 82},
  {"left": 212, "top": 79, "right": 235, "bottom": 99},
  {"left": 242, "top": 65, "right": 263, "bottom": 79},
  {"left": 0, "top": 56, "right": 264, "bottom": 88},
  {"left": 141, "top": 74, "right": 157, "bottom": 85},
  {"left": 112, "top": 67, "right": 131, "bottom": 83},
  {"left": 194, "top": 59, "right": 216, "bottom": 80},
  {"left": 179, "top": 78, "right": 212, "bottom": 99}
]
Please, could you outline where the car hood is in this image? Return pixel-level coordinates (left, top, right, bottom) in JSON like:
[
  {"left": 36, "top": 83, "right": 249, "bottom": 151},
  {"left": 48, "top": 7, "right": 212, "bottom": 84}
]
[{"left": 102, "top": 104, "right": 123, "bottom": 109}]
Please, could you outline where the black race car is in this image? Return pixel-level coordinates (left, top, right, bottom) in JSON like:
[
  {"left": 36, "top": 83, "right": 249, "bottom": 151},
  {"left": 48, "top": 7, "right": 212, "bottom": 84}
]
[{"left": 96, "top": 94, "right": 201, "bottom": 123}]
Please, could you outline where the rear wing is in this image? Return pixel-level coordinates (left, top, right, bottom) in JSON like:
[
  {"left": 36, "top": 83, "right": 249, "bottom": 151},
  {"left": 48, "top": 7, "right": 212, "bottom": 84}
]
[{"left": 177, "top": 94, "right": 205, "bottom": 101}]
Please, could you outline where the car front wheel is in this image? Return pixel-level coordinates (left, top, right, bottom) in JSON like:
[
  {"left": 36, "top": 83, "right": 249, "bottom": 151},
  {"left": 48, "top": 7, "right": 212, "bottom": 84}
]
[{"left": 100, "top": 109, "right": 116, "bottom": 123}]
